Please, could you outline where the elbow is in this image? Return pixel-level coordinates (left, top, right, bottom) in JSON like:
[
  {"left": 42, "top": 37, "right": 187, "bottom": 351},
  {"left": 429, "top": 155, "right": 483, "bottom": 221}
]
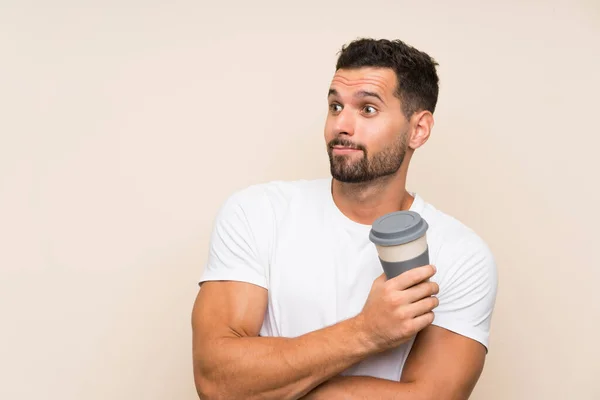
[
  {"left": 194, "top": 367, "right": 259, "bottom": 400},
  {"left": 194, "top": 378, "right": 282, "bottom": 400},
  {"left": 193, "top": 368, "right": 218, "bottom": 400},
  {"left": 193, "top": 360, "right": 227, "bottom": 400}
]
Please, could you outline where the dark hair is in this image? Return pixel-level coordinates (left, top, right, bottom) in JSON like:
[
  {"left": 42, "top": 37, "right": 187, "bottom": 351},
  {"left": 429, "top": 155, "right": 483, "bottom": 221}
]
[{"left": 335, "top": 38, "right": 439, "bottom": 118}]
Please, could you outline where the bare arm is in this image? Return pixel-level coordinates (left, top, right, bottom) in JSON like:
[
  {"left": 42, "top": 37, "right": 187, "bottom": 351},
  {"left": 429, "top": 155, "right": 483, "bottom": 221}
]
[
  {"left": 303, "top": 229, "right": 496, "bottom": 399},
  {"left": 302, "top": 325, "right": 486, "bottom": 400},
  {"left": 191, "top": 266, "right": 438, "bottom": 400},
  {"left": 191, "top": 281, "right": 374, "bottom": 400}
]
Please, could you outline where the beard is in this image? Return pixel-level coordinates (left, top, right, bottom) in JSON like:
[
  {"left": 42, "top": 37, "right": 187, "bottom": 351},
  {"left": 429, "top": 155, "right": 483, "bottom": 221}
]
[{"left": 327, "top": 133, "right": 408, "bottom": 183}]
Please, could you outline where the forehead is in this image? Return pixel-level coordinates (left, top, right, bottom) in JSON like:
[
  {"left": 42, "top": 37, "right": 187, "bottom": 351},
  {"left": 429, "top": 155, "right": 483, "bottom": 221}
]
[{"left": 329, "top": 67, "right": 397, "bottom": 96}]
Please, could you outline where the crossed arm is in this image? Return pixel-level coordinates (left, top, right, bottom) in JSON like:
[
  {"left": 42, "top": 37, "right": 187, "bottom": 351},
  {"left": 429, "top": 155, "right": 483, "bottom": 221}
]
[
  {"left": 302, "top": 324, "right": 485, "bottom": 399},
  {"left": 191, "top": 280, "right": 486, "bottom": 400}
]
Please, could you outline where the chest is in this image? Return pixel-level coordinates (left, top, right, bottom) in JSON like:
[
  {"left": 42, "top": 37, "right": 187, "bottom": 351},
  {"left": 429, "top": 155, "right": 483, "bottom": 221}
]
[{"left": 265, "top": 218, "right": 381, "bottom": 337}]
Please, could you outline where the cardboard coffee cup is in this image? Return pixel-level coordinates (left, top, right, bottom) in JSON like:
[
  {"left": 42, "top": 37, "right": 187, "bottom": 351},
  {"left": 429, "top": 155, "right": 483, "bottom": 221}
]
[{"left": 369, "top": 211, "right": 429, "bottom": 279}]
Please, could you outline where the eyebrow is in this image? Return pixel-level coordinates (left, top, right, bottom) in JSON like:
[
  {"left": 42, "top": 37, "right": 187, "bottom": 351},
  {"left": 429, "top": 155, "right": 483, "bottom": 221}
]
[
  {"left": 328, "top": 88, "right": 384, "bottom": 103},
  {"left": 356, "top": 90, "right": 384, "bottom": 103}
]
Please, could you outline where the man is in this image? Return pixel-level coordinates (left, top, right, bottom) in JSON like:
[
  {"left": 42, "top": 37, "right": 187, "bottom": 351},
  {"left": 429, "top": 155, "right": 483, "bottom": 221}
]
[{"left": 191, "top": 38, "right": 498, "bottom": 400}]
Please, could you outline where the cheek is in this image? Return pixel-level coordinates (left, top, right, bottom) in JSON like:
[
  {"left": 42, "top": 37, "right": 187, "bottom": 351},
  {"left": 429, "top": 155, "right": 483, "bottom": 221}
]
[
  {"left": 356, "top": 119, "right": 384, "bottom": 146},
  {"left": 365, "top": 117, "right": 399, "bottom": 139},
  {"left": 357, "top": 118, "right": 400, "bottom": 154}
]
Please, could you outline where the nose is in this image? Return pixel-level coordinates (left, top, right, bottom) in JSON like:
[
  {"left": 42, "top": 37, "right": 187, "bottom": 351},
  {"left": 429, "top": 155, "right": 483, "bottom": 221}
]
[{"left": 333, "top": 109, "right": 355, "bottom": 137}]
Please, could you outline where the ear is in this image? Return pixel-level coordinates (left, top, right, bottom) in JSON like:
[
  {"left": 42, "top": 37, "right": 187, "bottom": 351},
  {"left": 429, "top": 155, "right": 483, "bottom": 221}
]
[{"left": 408, "top": 110, "right": 434, "bottom": 150}]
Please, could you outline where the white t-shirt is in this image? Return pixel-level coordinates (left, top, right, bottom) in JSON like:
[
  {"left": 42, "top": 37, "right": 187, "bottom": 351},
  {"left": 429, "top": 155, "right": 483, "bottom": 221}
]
[{"left": 200, "top": 178, "right": 498, "bottom": 381}]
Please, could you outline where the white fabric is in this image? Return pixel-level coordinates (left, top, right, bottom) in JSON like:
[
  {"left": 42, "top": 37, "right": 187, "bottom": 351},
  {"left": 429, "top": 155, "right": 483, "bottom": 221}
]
[{"left": 200, "top": 178, "right": 498, "bottom": 381}]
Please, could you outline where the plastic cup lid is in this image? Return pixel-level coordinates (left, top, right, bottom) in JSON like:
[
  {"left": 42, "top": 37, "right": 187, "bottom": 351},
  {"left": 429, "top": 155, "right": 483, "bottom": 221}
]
[{"left": 369, "top": 210, "right": 428, "bottom": 246}]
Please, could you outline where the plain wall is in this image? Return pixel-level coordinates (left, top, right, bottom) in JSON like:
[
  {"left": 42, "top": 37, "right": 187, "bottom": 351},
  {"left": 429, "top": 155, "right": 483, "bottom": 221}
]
[{"left": 1, "top": 1, "right": 599, "bottom": 399}]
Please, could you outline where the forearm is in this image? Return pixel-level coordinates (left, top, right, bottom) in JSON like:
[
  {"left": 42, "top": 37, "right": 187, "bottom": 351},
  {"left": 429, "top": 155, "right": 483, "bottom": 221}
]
[
  {"left": 195, "top": 315, "right": 377, "bottom": 400},
  {"left": 303, "top": 376, "right": 424, "bottom": 400}
]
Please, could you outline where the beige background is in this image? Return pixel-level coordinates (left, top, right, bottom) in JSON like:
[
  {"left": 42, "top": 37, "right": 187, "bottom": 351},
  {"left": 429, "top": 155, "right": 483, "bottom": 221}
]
[{"left": 1, "top": 1, "right": 599, "bottom": 399}]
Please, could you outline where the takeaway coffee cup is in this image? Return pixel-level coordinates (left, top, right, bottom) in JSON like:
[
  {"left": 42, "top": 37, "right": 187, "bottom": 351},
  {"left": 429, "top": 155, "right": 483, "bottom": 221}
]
[{"left": 369, "top": 211, "right": 430, "bottom": 279}]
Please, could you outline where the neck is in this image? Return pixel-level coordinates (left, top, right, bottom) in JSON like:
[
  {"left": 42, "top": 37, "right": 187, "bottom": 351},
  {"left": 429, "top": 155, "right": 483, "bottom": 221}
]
[{"left": 331, "top": 161, "right": 414, "bottom": 226}]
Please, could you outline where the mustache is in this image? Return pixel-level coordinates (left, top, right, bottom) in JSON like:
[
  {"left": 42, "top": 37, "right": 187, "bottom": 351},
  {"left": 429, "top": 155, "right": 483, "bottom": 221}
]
[{"left": 327, "top": 138, "right": 366, "bottom": 152}]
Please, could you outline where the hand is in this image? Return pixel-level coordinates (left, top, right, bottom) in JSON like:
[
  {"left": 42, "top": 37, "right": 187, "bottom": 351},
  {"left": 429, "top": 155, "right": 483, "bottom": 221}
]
[{"left": 356, "top": 265, "right": 439, "bottom": 352}]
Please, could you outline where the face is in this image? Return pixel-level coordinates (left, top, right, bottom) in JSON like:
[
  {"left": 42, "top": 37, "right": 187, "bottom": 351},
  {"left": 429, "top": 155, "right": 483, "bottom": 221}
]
[{"left": 325, "top": 67, "right": 409, "bottom": 183}]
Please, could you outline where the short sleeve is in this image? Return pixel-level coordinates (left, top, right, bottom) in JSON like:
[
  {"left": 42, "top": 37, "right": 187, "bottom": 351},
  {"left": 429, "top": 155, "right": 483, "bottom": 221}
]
[
  {"left": 432, "top": 234, "right": 498, "bottom": 352},
  {"left": 199, "top": 189, "right": 269, "bottom": 289}
]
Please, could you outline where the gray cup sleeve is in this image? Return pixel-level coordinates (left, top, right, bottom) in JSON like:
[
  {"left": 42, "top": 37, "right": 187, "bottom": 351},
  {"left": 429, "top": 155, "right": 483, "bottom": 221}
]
[{"left": 379, "top": 248, "right": 430, "bottom": 280}]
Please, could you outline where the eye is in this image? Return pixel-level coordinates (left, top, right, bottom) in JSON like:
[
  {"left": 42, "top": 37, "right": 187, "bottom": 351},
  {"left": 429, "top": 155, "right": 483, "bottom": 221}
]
[
  {"left": 363, "top": 105, "right": 377, "bottom": 115},
  {"left": 329, "top": 103, "right": 342, "bottom": 114}
]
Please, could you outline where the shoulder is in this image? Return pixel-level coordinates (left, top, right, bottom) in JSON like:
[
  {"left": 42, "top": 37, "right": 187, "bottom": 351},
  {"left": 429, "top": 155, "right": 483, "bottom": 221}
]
[
  {"left": 420, "top": 199, "right": 494, "bottom": 260},
  {"left": 217, "top": 178, "right": 330, "bottom": 224},
  {"left": 418, "top": 198, "right": 497, "bottom": 285},
  {"left": 418, "top": 197, "right": 498, "bottom": 347}
]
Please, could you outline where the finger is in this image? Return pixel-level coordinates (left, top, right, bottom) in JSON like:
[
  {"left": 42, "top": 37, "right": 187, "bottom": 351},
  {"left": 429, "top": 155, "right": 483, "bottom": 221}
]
[
  {"left": 390, "top": 265, "right": 436, "bottom": 290},
  {"left": 404, "top": 296, "right": 439, "bottom": 318},
  {"left": 409, "top": 311, "right": 435, "bottom": 333},
  {"left": 403, "top": 280, "right": 439, "bottom": 303}
]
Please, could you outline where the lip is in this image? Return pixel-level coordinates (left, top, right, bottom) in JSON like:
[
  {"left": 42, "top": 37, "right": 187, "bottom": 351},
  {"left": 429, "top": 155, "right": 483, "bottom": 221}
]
[{"left": 332, "top": 146, "right": 362, "bottom": 155}]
